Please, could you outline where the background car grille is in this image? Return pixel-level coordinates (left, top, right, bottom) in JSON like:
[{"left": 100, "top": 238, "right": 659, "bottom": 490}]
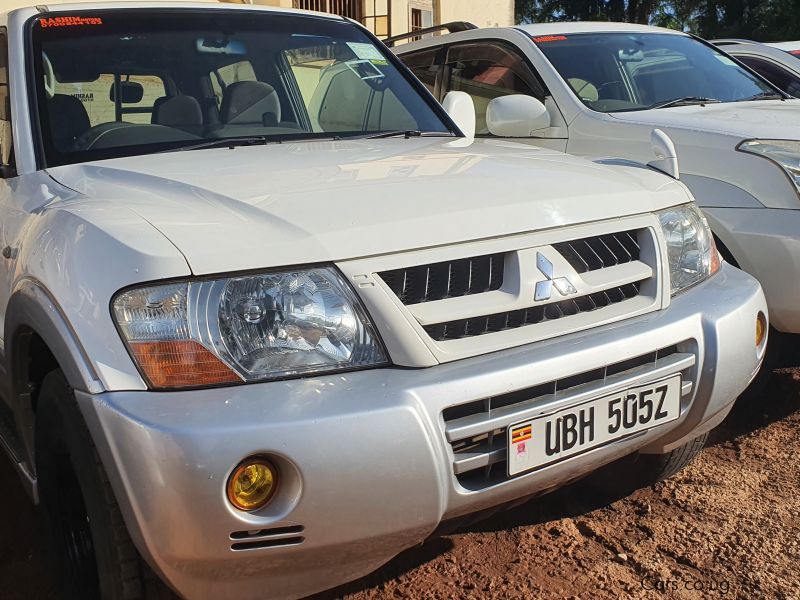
[
  {"left": 424, "top": 282, "right": 642, "bottom": 341},
  {"left": 378, "top": 252, "right": 504, "bottom": 304},
  {"left": 552, "top": 229, "right": 640, "bottom": 273},
  {"left": 444, "top": 344, "right": 696, "bottom": 491}
]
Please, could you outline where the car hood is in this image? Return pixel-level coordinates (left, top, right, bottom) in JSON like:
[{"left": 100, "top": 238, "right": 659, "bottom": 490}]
[
  {"left": 610, "top": 99, "right": 800, "bottom": 139},
  {"left": 48, "top": 137, "right": 687, "bottom": 275}
]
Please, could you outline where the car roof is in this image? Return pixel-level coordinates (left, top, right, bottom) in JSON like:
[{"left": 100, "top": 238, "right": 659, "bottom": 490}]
[
  {"left": 767, "top": 41, "right": 800, "bottom": 51},
  {"left": 1, "top": 1, "right": 344, "bottom": 20},
  {"left": 516, "top": 21, "right": 687, "bottom": 36}
]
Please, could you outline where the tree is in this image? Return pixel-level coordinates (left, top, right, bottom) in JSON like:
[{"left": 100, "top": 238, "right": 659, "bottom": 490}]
[{"left": 516, "top": 0, "right": 800, "bottom": 40}]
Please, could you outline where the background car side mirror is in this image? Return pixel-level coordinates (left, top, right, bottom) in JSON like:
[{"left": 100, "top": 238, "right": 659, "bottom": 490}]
[
  {"left": 442, "top": 91, "right": 476, "bottom": 138},
  {"left": 486, "top": 94, "right": 550, "bottom": 137}
]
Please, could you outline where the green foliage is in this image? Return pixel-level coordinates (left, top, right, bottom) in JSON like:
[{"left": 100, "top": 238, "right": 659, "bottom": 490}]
[{"left": 515, "top": 0, "right": 800, "bottom": 40}]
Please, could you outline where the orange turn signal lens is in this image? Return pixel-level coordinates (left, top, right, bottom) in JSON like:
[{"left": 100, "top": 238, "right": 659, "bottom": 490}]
[
  {"left": 129, "top": 340, "right": 240, "bottom": 388},
  {"left": 710, "top": 238, "right": 722, "bottom": 275},
  {"left": 227, "top": 459, "right": 278, "bottom": 512},
  {"left": 756, "top": 312, "right": 767, "bottom": 347}
]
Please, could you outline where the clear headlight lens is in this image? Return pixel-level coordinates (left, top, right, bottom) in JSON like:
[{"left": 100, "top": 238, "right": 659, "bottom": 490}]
[
  {"left": 113, "top": 267, "right": 387, "bottom": 389},
  {"left": 658, "top": 203, "right": 721, "bottom": 296},
  {"left": 738, "top": 139, "right": 800, "bottom": 190}
]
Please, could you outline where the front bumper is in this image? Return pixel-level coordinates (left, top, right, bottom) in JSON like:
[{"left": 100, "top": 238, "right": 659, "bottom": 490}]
[
  {"left": 705, "top": 206, "right": 800, "bottom": 334},
  {"left": 77, "top": 264, "right": 766, "bottom": 600}
]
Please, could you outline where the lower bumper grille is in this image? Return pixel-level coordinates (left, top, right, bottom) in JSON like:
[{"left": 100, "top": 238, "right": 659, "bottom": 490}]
[{"left": 443, "top": 344, "right": 696, "bottom": 491}]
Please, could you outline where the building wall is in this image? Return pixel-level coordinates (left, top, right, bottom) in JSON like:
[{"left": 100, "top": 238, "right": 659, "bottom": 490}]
[
  {"left": 241, "top": 1, "right": 516, "bottom": 35},
  {"left": 438, "top": 0, "right": 514, "bottom": 28}
]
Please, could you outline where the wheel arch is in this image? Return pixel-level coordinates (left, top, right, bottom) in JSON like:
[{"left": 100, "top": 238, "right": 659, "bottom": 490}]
[{"left": 3, "top": 279, "right": 104, "bottom": 483}]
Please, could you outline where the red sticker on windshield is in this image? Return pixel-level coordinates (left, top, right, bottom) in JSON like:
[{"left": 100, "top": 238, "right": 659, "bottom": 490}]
[
  {"left": 532, "top": 35, "right": 567, "bottom": 43},
  {"left": 39, "top": 16, "right": 103, "bottom": 28}
]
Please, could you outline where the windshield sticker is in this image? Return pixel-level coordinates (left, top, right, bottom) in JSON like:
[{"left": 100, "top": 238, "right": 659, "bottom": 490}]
[
  {"left": 347, "top": 42, "right": 385, "bottom": 61},
  {"left": 532, "top": 35, "right": 567, "bottom": 43},
  {"left": 345, "top": 59, "right": 384, "bottom": 80},
  {"left": 714, "top": 54, "right": 738, "bottom": 66},
  {"left": 39, "top": 16, "right": 103, "bottom": 28}
]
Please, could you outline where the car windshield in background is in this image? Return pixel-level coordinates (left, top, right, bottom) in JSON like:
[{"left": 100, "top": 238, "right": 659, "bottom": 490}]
[
  {"left": 31, "top": 10, "right": 452, "bottom": 166},
  {"left": 534, "top": 33, "right": 778, "bottom": 113}
]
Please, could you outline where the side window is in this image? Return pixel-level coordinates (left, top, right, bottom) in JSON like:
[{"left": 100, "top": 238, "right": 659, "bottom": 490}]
[
  {"left": 210, "top": 60, "right": 257, "bottom": 107},
  {"left": 399, "top": 48, "right": 441, "bottom": 95},
  {"left": 736, "top": 56, "right": 800, "bottom": 97},
  {"left": 445, "top": 42, "right": 545, "bottom": 135},
  {"left": 53, "top": 74, "right": 166, "bottom": 126}
]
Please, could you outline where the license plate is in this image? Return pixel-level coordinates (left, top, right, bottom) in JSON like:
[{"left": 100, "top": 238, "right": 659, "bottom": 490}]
[{"left": 507, "top": 375, "right": 681, "bottom": 477}]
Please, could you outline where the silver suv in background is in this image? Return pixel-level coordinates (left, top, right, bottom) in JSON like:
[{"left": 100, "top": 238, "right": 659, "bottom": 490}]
[{"left": 393, "top": 21, "right": 800, "bottom": 368}]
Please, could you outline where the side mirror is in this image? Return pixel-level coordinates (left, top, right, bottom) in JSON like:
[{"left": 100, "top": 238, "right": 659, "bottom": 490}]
[
  {"left": 486, "top": 94, "right": 550, "bottom": 137},
  {"left": 442, "top": 91, "right": 476, "bottom": 138},
  {"left": 109, "top": 81, "right": 144, "bottom": 104},
  {"left": 648, "top": 128, "right": 680, "bottom": 180}
]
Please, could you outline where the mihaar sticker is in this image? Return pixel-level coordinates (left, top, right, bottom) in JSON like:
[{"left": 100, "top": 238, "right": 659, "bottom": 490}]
[
  {"left": 532, "top": 35, "right": 567, "bottom": 43},
  {"left": 39, "top": 16, "right": 103, "bottom": 28}
]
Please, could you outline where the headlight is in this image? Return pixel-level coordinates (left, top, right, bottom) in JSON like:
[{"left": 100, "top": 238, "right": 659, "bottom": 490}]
[
  {"left": 658, "top": 203, "right": 721, "bottom": 296},
  {"left": 112, "top": 267, "right": 388, "bottom": 389},
  {"left": 738, "top": 139, "right": 800, "bottom": 191}
]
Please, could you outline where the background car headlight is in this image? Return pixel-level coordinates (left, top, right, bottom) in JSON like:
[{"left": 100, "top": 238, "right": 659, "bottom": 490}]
[
  {"left": 739, "top": 139, "right": 800, "bottom": 191},
  {"left": 658, "top": 203, "right": 721, "bottom": 296},
  {"left": 113, "top": 267, "right": 388, "bottom": 389}
]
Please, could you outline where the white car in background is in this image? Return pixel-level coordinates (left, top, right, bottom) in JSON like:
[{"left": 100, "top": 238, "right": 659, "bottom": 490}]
[
  {"left": 768, "top": 41, "right": 800, "bottom": 54},
  {"left": 393, "top": 22, "right": 800, "bottom": 359},
  {"left": 715, "top": 39, "right": 800, "bottom": 97}
]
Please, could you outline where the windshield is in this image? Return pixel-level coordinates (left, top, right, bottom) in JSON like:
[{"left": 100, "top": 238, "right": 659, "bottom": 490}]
[
  {"left": 31, "top": 10, "right": 452, "bottom": 166},
  {"left": 534, "top": 33, "right": 778, "bottom": 113}
]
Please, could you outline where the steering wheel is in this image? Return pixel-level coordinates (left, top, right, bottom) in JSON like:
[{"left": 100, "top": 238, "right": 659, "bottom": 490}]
[{"left": 42, "top": 52, "right": 56, "bottom": 99}]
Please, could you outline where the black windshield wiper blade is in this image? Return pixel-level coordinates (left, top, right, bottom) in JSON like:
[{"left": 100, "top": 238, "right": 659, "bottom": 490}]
[
  {"left": 357, "top": 130, "right": 454, "bottom": 140},
  {"left": 651, "top": 96, "right": 721, "bottom": 109},
  {"left": 162, "top": 136, "right": 277, "bottom": 153},
  {"left": 737, "top": 91, "right": 786, "bottom": 102}
]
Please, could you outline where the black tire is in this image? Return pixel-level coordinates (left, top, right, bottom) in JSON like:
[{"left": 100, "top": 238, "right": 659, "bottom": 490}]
[
  {"left": 36, "top": 369, "right": 177, "bottom": 600},
  {"left": 632, "top": 432, "right": 709, "bottom": 483},
  {"left": 591, "top": 433, "right": 709, "bottom": 494}
]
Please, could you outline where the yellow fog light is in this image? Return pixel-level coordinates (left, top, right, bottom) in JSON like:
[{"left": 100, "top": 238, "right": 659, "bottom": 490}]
[
  {"left": 756, "top": 312, "right": 767, "bottom": 347},
  {"left": 227, "top": 459, "right": 277, "bottom": 512}
]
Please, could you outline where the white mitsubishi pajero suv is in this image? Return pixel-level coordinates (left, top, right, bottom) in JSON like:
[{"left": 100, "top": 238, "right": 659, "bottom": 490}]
[
  {"left": 394, "top": 21, "right": 800, "bottom": 360},
  {"left": 0, "top": 4, "right": 767, "bottom": 600}
]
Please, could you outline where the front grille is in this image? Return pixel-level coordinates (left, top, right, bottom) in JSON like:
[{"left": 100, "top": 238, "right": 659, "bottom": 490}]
[
  {"left": 378, "top": 253, "right": 504, "bottom": 305},
  {"left": 424, "top": 281, "right": 642, "bottom": 341},
  {"left": 553, "top": 230, "right": 640, "bottom": 273},
  {"left": 444, "top": 345, "right": 695, "bottom": 491}
]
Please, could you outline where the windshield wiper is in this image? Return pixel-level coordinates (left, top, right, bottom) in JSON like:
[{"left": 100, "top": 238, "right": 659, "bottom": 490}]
[
  {"left": 356, "top": 130, "right": 455, "bottom": 140},
  {"left": 162, "top": 136, "right": 278, "bottom": 153},
  {"left": 737, "top": 91, "right": 786, "bottom": 102},
  {"left": 651, "top": 96, "right": 721, "bottom": 109}
]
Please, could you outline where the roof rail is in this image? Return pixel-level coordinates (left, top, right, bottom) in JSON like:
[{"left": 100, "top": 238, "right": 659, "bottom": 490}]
[{"left": 383, "top": 21, "right": 477, "bottom": 47}]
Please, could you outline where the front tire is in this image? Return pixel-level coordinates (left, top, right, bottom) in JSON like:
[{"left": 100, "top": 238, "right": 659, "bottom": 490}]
[{"left": 36, "top": 370, "right": 175, "bottom": 600}]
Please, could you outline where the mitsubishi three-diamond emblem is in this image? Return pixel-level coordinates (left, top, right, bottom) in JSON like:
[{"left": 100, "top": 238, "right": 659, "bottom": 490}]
[{"left": 534, "top": 252, "right": 578, "bottom": 301}]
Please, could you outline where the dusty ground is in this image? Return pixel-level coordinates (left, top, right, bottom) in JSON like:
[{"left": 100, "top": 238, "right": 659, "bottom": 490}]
[{"left": 2, "top": 370, "right": 799, "bottom": 599}]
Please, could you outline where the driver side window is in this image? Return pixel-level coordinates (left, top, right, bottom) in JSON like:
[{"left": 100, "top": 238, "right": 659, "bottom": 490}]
[{"left": 444, "top": 42, "right": 545, "bottom": 135}]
